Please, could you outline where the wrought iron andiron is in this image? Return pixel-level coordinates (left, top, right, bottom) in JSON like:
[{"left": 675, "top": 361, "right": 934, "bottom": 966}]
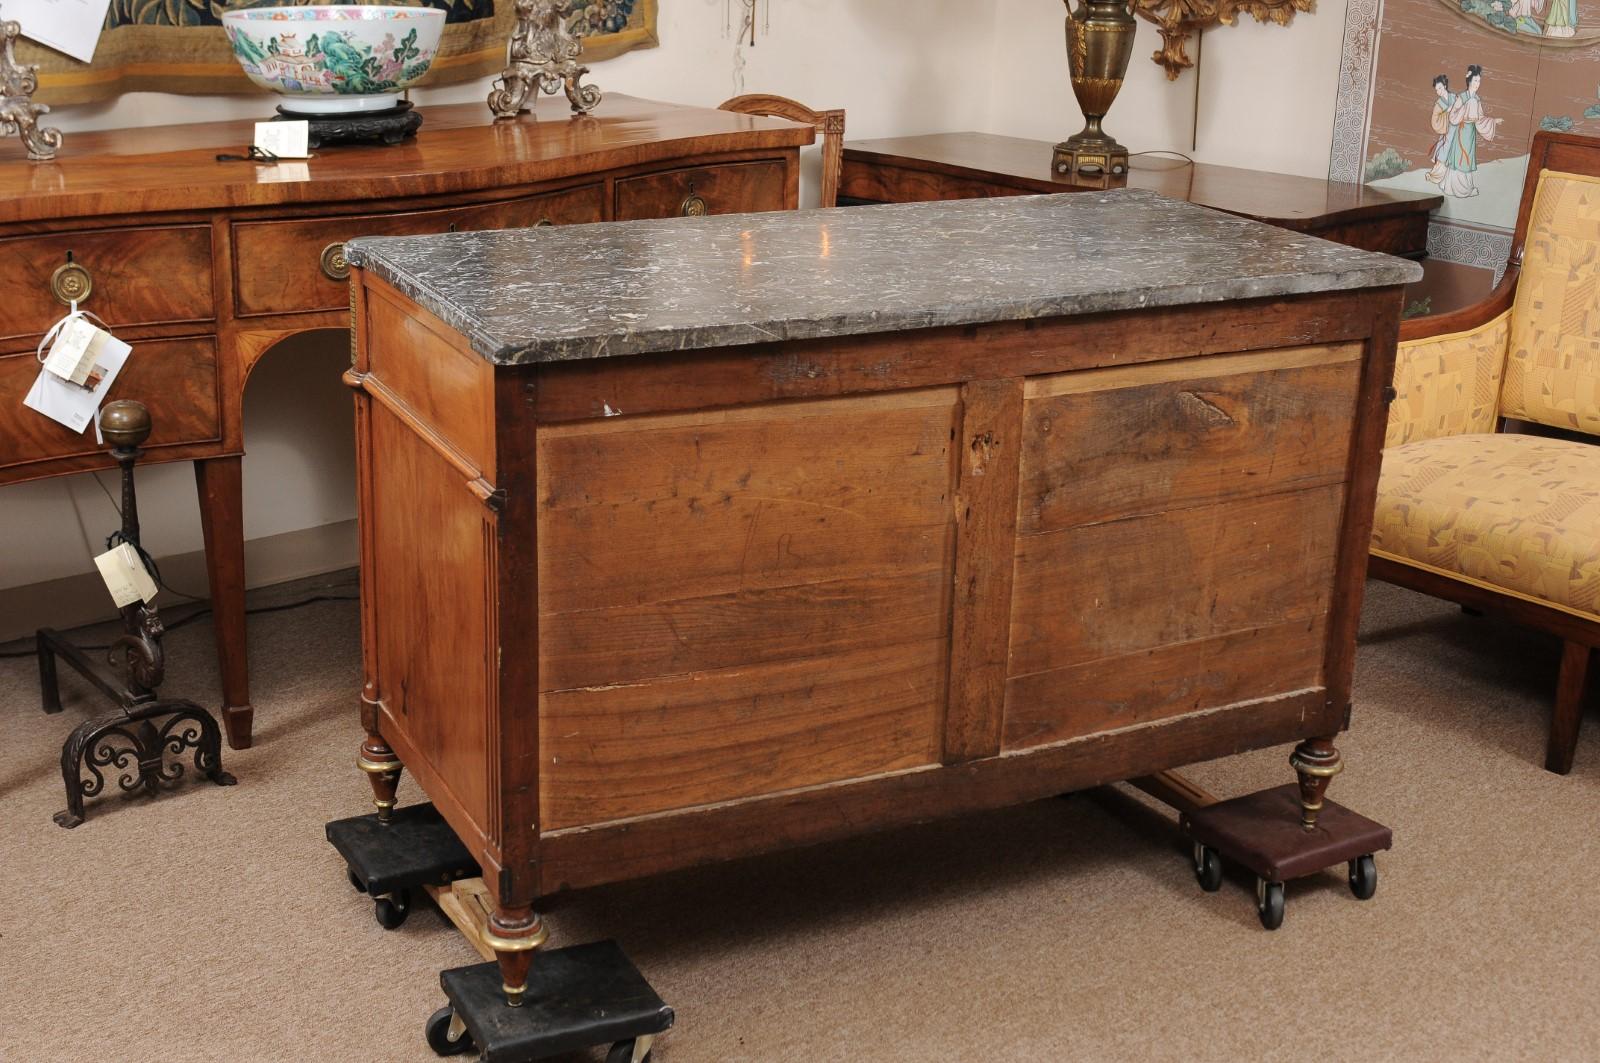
[
  {"left": 487, "top": 0, "right": 603, "bottom": 119},
  {"left": 36, "top": 401, "right": 235, "bottom": 828}
]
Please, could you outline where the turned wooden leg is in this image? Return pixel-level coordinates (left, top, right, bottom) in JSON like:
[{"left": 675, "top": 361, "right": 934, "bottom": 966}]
[
  {"left": 1289, "top": 735, "right": 1344, "bottom": 831},
  {"left": 1546, "top": 640, "right": 1594, "bottom": 775},
  {"left": 194, "top": 457, "right": 254, "bottom": 750},
  {"left": 357, "top": 733, "right": 403, "bottom": 822},
  {"left": 484, "top": 906, "right": 548, "bottom": 1007}
]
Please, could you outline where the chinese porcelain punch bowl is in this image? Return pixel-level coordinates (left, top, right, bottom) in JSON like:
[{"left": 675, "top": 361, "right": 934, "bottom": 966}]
[{"left": 222, "top": 5, "right": 446, "bottom": 115}]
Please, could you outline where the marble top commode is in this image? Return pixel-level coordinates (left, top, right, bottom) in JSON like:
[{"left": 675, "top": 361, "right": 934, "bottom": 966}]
[{"left": 345, "top": 189, "right": 1423, "bottom": 366}]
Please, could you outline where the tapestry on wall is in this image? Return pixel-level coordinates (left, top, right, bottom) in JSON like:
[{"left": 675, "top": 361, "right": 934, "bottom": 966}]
[
  {"left": 1331, "top": 0, "right": 1600, "bottom": 273},
  {"left": 18, "top": 0, "right": 657, "bottom": 107}
]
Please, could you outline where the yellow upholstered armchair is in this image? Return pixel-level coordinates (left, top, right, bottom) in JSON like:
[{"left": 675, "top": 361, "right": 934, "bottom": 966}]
[{"left": 1370, "top": 131, "right": 1600, "bottom": 774}]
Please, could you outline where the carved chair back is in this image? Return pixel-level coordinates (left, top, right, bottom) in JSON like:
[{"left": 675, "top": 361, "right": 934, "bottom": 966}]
[
  {"left": 719, "top": 94, "right": 846, "bottom": 209},
  {"left": 1388, "top": 132, "right": 1600, "bottom": 449},
  {"left": 1497, "top": 137, "right": 1600, "bottom": 439}
]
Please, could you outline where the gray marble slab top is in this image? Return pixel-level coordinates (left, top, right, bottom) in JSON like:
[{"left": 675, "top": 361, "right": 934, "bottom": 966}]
[{"left": 345, "top": 189, "right": 1422, "bottom": 366}]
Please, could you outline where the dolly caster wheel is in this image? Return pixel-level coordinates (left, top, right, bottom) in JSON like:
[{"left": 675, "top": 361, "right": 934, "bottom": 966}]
[
  {"left": 1192, "top": 844, "right": 1222, "bottom": 892},
  {"left": 1348, "top": 854, "right": 1378, "bottom": 900},
  {"left": 1256, "top": 879, "right": 1285, "bottom": 930},
  {"left": 374, "top": 888, "right": 411, "bottom": 929},
  {"left": 607, "top": 1037, "right": 655, "bottom": 1063},
  {"left": 425, "top": 1006, "right": 474, "bottom": 1057},
  {"left": 347, "top": 869, "right": 367, "bottom": 894}
]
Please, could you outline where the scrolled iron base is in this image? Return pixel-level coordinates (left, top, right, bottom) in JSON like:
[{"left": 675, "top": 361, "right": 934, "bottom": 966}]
[{"left": 54, "top": 699, "right": 235, "bottom": 829}]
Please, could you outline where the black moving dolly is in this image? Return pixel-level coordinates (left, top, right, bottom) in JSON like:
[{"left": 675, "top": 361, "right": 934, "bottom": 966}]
[
  {"left": 326, "top": 802, "right": 479, "bottom": 929},
  {"left": 325, "top": 804, "right": 674, "bottom": 1061},
  {"left": 428, "top": 941, "right": 673, "bottom": 1063}
]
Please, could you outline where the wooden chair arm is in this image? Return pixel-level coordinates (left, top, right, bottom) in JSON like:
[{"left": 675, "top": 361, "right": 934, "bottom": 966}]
[{"left": 1399, "top": 266, "right": 1519, "bottom": 343}]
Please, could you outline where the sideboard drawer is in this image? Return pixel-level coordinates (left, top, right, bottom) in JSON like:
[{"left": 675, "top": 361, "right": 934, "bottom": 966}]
[
  {"left": 615, "top": 161, "right": 789, "bottom": 220},
  {"left": 232, "top": 184, "right": 605, "bottom": 317},
  {"left": 0, "top": 336, "right": 220, "bottom": 474},
  {"left": 0, "top": 226, "right": 215, "bottom": 349}
]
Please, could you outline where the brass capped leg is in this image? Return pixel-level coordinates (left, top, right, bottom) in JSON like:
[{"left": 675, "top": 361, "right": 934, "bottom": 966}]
[
  {"left": 1289, "top": 737, "right": 1344, "bottom": 831},
  {"left": 358, "top": 736, "right": 403, "bottom": 822},
  {"left": 484, "top": 913, "right": 549, "bottom": 1007}
]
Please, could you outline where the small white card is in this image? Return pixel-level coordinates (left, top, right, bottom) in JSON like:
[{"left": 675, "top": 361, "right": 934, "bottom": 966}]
[
  {"left": 24, "top": 329, "right": 132, "bottom": 436},
  {"left": 42, "top": 315, "right": 109, "bottom": 386},
  {"left": 15, "top": 0, "right": 114, "bottom": 63},
  {"left": 254, "top": 121, "right": 311, "bottom": 160},
  {"left": 94, "top": 542, "right": 158, "bottom": 608}
]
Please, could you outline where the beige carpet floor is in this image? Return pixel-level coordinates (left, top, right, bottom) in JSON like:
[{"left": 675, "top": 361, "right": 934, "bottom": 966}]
[{"left": 1, "top": 575, "right": 1597, "bottom": 1063}]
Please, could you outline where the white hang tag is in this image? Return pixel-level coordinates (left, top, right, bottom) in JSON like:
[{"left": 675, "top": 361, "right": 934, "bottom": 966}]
[
  {"left": 24, "top": 329, "right": 132, "bottom": 437},
  {"left": 93, "top": 542, "right": 159, "bottom": 608},
  {"left": 42, "top": 314, "right": 109, "bottom": 386},
  {"left": 254, "top": 120, "right": 310, "bottom": 160}
]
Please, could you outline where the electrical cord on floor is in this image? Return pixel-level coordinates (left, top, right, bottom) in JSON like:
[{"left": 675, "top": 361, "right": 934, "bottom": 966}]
[
  {"left": 89, "top": 471, "right": 210, "bottom": 602},
  {"left": 0, "top": 588, "right": 359, "bottom": 660},
  {"left": 1128, "top": 150, "right": 1196, "bottom": 170}
]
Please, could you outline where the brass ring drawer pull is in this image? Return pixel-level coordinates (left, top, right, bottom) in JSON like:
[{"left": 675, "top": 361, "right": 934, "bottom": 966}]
[
  {"left": 536, "top": 217, "right": 554, "bottom": 227},
  {"left": 320, "top": 241, "right": 350, "bottom": 282},
  {"left": 680, "top": 191, "right": 708, "bottom": 217},
  {"left": 50, "top": 260, "right": 93, "bottom": 305}
]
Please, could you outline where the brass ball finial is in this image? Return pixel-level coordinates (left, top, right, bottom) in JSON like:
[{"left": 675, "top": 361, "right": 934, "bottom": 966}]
[{"left": 100, "top": 400, "right": 152, "bottom": 450}]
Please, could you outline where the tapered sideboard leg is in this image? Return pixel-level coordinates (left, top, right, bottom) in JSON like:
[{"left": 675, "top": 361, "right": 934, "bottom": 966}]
[
  {"left": 194, "top": 456, "right": 254, "bottom": 749},
  {"left": 484, "top": 906, "right": 549, "bottom": 1007},
  {"left": 1289, "top": 735, "right": 1344, "bottom": 831},
  {"left": 357, "top": 733, "right": 404, "bottom": 822}
]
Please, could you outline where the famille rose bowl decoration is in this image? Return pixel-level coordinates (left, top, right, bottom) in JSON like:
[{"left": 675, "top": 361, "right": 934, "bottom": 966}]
[{"left": 222, "top": 5, "right": 446, "bottom": 115}]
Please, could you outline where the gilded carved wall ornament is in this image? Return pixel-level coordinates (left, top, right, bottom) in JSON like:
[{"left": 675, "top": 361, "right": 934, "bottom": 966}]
[{"left": 1133, "top": 0, "right": 1316, "bottom": 80}]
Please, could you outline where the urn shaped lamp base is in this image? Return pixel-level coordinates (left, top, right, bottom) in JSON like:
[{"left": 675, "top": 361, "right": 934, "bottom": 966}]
[
  {"left": 1052, "top": 133, "right": 1130, "bottom": 178},
  {"left": 1056, "top": 0, "right": 1137, "bottom": 178}
]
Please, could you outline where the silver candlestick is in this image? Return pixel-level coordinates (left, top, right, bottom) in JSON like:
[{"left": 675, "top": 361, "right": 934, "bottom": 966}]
[
  {"left": 1, "top": 15, "right": 61, "bottom": 160},
  {"left": 488, "top": 0, "right": 603, "bottom": 119}
]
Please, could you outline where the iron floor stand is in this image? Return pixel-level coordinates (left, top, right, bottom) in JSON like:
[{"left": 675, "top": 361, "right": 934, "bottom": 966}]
[{"left": 36, "top": 400, "right": 234, "bottom": 827}]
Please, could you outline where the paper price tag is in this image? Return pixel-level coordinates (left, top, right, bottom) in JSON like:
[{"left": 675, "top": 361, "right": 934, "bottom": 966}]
[
  {"left": 254, "top": 120, "right": 311, "bottom": 160},
  {"left": 94, "top": 542, "right": 159, "bottom": 608},
  {"left": 24, "top": 329, "right": 132, "bottom": 436},
  {"left": 43, "top": 315, "right": 111, "bottom": 386}
]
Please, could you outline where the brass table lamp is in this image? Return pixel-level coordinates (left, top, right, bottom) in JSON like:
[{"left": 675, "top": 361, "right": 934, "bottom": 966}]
[{"left": 1052, "top": 0, "right": 1136, "bottom": 177}]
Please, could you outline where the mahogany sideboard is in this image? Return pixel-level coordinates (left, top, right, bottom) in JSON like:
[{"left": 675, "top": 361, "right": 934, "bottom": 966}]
[
  {"left": 840, "top": 131, "right": 1442, "bottom": 257},
  {"left": 343, "top": 191, "right": 1420, "bottom": 1004},
  {"left": 0, "top": 95, "right": 812, "bottom": 749}
]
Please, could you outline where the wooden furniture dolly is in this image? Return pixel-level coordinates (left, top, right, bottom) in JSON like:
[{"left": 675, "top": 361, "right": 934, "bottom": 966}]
[
  {"left": 342, "top": 189, "right": 1419, "bottom": 1012},
  {"left": 0, "top": 95, "right": 812, "bottom": 750},
  {"left": 1181, "top": 784, "right": 1393, "bottom": 929},
  {"left": 839, "top": 131, "right": 1442, "bottom": 257}
]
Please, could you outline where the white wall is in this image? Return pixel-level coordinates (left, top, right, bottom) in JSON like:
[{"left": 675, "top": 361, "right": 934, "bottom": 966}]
[{"left": 1, "top": 1, "right": 1354, "bottom": 604}]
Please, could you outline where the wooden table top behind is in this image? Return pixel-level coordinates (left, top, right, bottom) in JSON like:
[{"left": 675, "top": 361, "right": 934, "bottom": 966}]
[
  {"left": 0, "top": 94, "right": 814, "bottom": 224},
  {"left": 841, "top": 131, "right": 1442, "bottom": 234}
]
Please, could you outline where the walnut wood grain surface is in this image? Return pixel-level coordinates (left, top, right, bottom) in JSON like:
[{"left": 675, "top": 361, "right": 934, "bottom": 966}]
[
  {"left": 0, "top": 96, "right": 814, "bottom": 223},
  {"left": 840, "top": 132, "right": 1441, "bottom": 232}
]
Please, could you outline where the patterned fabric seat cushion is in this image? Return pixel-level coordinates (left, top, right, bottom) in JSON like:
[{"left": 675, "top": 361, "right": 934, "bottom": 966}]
[{"left": 1371, "top": 433, "right": 1600, "bottom": 619}]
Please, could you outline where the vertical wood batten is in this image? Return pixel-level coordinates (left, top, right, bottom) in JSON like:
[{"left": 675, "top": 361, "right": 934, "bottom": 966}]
[{"left": 942, "top": 376, "right": 1025, "bottom": 763}]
